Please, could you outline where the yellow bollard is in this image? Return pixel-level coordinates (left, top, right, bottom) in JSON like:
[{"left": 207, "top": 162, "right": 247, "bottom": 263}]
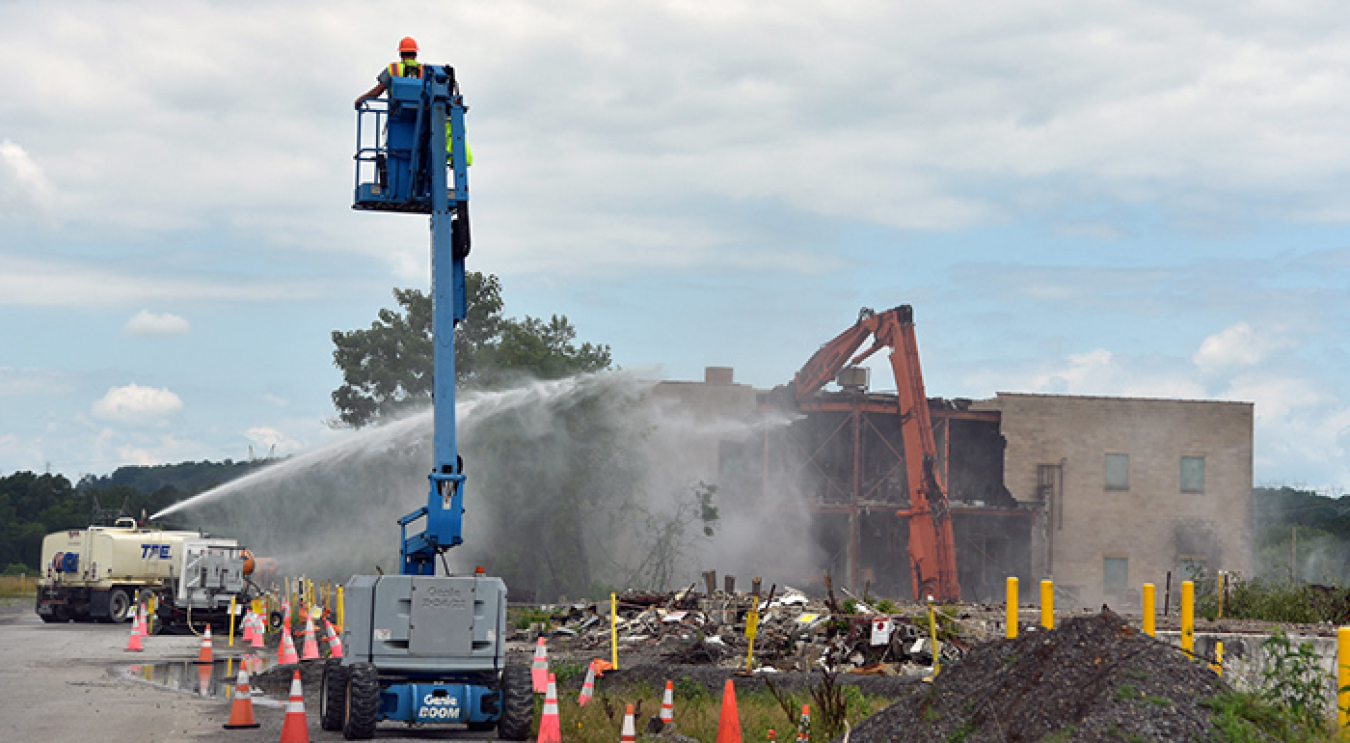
[
  {"left": 1210, "top": 640, "right": 1223, "bottom": 676},
  {"left": 148, "top": 595, "right": 156, "bottom": 635},
  {"left": 745, "top": 605, "right": 760, "bottom": 673},
  {"left": 1216, "top": 572, "right": 1225, "bottom": 620},
  {"left": 610, "top": 592, "right": 619, "bottom": 670},
  {"left": 1181, "top": 581, "right": 1195, "bottom": 659},
  {"left": 1006, "top": 577, "right": 1019, "bottom": 639},
  {"left": 1040, "top": 579, "right": 1053, "bottom": 630},
  {"left": 1339, "top": 627, "right": 1350, "bottom": 731},
  {"left": 337, "top": 586, "right": 345, "bottom": 633},
  {"left": 1142, "top": 584, "right": 1155, "bottom": 637},
  {"left": 928, "top": 599, "right": 941, "bottom": 677},
  {"left": 228, "top": 596, "right": 237, "bottom": 646}
]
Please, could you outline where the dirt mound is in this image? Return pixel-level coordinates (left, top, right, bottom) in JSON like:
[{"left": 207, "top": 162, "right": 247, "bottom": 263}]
[{"left": 840, "top": 610, "right": 1232, "bottom": 742}]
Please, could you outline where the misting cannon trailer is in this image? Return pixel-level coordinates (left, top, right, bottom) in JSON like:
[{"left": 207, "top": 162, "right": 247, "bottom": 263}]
[{"left": 320, "top": 63, "right": 531, "bottom": 740}]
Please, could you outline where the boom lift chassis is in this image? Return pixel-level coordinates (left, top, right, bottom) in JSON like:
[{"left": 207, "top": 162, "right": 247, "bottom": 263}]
[{"left": 321, "top": 64, "right": 531, "bottom": 740}]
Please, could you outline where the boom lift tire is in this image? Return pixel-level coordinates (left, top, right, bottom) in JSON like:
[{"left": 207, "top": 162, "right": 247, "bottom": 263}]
[
  {"left": 343, "top": 662, "right": 380, "bottom": 740},
  {"left": 320, "top": 658, "right": 349, "bottom": 732},
  {"left": 497, "top": 664, "right": 533, "bottom": 741}
]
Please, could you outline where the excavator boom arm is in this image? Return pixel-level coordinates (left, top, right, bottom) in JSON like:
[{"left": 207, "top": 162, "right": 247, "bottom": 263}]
[{"left": 781, "top": 305, "right": 960, "bottom": 602}]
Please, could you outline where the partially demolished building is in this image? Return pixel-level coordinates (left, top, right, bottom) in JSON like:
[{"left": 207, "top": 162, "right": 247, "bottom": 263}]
[{"left": 655, "top": 368, "right": 1253, "bottom": 608}]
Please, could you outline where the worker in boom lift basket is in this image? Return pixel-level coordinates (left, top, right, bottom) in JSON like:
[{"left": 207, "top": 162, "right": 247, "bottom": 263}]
[{"left": 354, "top": 36, "right": 423, "bottom": 109}]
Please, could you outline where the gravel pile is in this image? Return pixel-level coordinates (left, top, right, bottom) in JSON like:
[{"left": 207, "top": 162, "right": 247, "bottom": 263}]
[{"left": 838, "top": 609, "right": 1237, "bottom": 742}]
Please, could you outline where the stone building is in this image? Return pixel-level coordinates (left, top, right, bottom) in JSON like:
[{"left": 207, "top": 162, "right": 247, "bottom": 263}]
[
  {"left": 655, "top": 370, "right": 1254, "bottom": 608},
  {"left": 971, "top": 393, "right": 1254, "bottom": 608}
]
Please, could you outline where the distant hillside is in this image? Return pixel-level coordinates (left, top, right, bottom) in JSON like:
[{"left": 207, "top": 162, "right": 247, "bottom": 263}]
[
  {"left": 1252, "top": 485, "right": 1350, "bottom": 582},
  {"left": 0, "top": 459, "right": 274, "bottom": 573},
  {"left": 76, "top": 459, "right": 264, "bottom": 498}
]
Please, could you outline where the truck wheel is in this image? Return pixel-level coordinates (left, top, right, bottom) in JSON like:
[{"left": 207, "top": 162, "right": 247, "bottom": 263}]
[
  {"left": 497, "top": 664, "right": 532, "bottom": 741},
  {"left": 106, "top": 588, "right": 132, "bottom": 623},
  {"left": 320, "top": 658, "right": 349, "bottom": 732},
  {"left": 343, "top": 662, "right": 379, "bottom": 740}
]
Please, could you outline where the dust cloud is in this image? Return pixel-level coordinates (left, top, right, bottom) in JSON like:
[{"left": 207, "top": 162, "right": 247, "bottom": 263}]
[{"left": 155, "top": 371, "right": 820, "bottom": 602}]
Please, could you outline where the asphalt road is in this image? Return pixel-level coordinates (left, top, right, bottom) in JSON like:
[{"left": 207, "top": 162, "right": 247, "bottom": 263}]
[{"left": 0, "top": 598, "right": 503, "bottom": 742}]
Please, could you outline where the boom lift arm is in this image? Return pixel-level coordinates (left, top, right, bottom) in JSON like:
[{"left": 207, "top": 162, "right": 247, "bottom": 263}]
[{"left": 781, "top": 306, "right": 961, "bottom": 603}]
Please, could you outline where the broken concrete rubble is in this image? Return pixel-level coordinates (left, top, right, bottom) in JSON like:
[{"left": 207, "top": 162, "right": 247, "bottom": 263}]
[{"left": 513, "top": 585, "right": 996, "bottom": 677}]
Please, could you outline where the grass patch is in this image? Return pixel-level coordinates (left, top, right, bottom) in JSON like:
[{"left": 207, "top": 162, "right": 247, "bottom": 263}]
[
  {"left": 0, "top": 575, "right": 36, "bottom": 599},
  {"left": 555, "top": 681, "right": 891, "bottom": 742},
  {"left": 1203, "top": 691, "right": 1336, "bottom": 743}
]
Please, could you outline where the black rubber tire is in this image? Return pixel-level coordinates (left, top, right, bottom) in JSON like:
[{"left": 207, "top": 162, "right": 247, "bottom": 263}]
[
  {"left": 497, "top": 664, "right": 533, "bottom": 741},
  {"left": 269, "top": 611, "right": 284, "bottom": 631},
  {"left": 50, "top": 606, "right": 71, "bottom": 623},
  {"left": 343, "top": 662, "right": 380, "bottom": 740},
  {"left": 320, "top": 658, "right": 349, "bottom": 732},
  {"left": 106, "top": 588, "right": 132, "bottom": 623}
]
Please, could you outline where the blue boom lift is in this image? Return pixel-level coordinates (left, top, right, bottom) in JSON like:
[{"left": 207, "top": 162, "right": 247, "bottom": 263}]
[{"left": 320, "top": 64, "right": 532, "bottom": 740}]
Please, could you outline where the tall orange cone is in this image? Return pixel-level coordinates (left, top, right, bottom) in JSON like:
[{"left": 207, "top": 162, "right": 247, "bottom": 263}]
[
  {"left": 716, "top": 678, "right": 742, "bottom": 743},
  {"left": 222, "top": 667, "right": 261, "bottom": 729},
  {"left": 278, "top": 669, "right": 310, "bottom": 743},
  {"left": 620, "top": 703, "right": 637, "bottom": 742},
  {"left": 530, "top": 637, "right": 549, "bottom": 693},
  {"left": 323, "top": 619, "right": 344, "bottom": 659},
  {"left": 577, "top": 660, "right": 596, "bottom": 706},
  {"left": 124, "top": 610, "right": 143, "bottom": 652},
  {"left": 536, "top": 673, "right": 561, "bottom": 743},
  {"left": 300, "top": 617, "right": 321, "bottom": 661},
  {"left": 796, "top": 704, "right": 811, "bottom": 742},
  {"left": 250, "top": 613, "right": 265, "bottom": 648},
  {"left": 196, "top": 625, "right": 214, "bottom": 664},
  {"left": 660, "top": 679, "right": 674, "bottom": 725},
  {"left": 241, "top": 611, "right": 257, "bottom": 645},
  {"left": 278, "top": 627, "right": 300, "bottom": 665}
]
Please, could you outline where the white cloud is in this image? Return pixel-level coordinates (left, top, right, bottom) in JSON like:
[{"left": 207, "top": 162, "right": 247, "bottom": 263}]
[
  {"left": 123, "top": 310, "right": 190, "bottom": 337},
  {"left": 91, "top": 384, "right": 184, "bottom": 424},
  {"left": 1193, "top": 322, "right": 1283, "bottom": 372},
  {"left": 0, "top": 138, "right": 55, "bottom": 216}
]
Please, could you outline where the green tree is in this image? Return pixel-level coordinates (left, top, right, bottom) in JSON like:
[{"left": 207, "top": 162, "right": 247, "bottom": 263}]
[{"left": 331, "top": 273, "right": 611, "bottom": 428}]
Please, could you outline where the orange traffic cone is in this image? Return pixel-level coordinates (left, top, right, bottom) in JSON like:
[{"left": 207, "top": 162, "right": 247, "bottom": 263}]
[
  {"left": 278, "top": 628, "right": 300, "bottom": 665},
  {"left": 577, "top": 660, "right": 596, "bottom": 706},
  {"left": 241, "top": 611, "right": 257, "bottom": 645},
  {"left": 250, "top": 613, "right": 265, "bottom": 649},
  {"left": 124, "top": 611, "right": 143, "bottom": 652},
  {"left": 531, "top": 637, "right": 549, "bottom": 693},
  {"left": 716, "top": 678, "right": 742, "bottom": 743},
  {"left": 222, "top": 667, "right": 260, "bottom": 729},
  {"left": 197, "top": 625, "right": 214, "bottom": 664},
  {"left": 278, "top": 669, "right": 310, "bottom": 743},
  {"left": 323, "top": 619, "right": 344, "bottom": 659},
  {"left": 660, "top": 679, "right": 674, "bottom": 725},
  {"left": 796, "top": 703, "right": 811, "bottom": 742},
  {"left": 536, "top": 673, "right": 561, "bottom": 743},
  {"left": 300, "top": 617, "right": 320, "bottom": 661},
  {"left": 620, "top": 703, "right": 637, "bottom": 742},
  {"left": 136, "top": 605, "right": 148, "bottom": 638}
]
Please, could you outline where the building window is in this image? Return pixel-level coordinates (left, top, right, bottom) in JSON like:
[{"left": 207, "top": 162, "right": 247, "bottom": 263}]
[
  {"left": 1104, "top": 557, "right": 1129, "bottom": 596},
  {"left": 1181, "top": 456, "right": 1205, "bottom": 493},
  {"left": 1105, "top": 453, "right": 1129, "bottom": 491}
]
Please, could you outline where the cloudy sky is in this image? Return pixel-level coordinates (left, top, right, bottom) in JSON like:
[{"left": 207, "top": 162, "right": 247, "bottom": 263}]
[{"left": 1, "top": 1, "right": 1346, "bottom": 491}]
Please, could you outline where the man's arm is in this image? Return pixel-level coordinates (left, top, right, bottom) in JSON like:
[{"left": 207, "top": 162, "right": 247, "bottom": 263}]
[{"left": 355, "top": 82, "right": 386, "bottom": 110}]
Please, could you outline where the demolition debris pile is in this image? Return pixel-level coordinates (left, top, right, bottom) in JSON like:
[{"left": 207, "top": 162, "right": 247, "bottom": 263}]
[{"left": 842, "top": 610, "right": 1230, "bottom": 743}]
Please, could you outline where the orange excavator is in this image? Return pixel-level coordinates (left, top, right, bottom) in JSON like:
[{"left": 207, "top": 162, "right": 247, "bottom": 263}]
[{"left": 776, "top": 305, "right": 960, "bottom": 602}]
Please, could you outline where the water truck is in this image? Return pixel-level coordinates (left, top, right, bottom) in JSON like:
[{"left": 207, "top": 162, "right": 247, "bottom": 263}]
[
  {"left": 36, "top": 517, "right": 259, "bottom": 629},
  {"left": 319, "top": 64, "right": 531, "bottom": 740}
]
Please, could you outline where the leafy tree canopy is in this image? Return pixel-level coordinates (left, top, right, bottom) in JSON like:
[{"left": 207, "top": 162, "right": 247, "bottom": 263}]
[{"left": 331, "top": 272, "right": 612, "bottom": 428}]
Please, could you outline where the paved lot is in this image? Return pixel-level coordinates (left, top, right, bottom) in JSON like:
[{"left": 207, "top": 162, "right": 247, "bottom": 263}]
[{"left": 0, "top": 598, "right": 503, "bottom": 742}]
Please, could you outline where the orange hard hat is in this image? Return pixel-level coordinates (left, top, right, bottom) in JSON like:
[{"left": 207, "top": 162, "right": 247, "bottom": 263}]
[{"left": 399, "top": 36, "right": 418, "bottom": 54}]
